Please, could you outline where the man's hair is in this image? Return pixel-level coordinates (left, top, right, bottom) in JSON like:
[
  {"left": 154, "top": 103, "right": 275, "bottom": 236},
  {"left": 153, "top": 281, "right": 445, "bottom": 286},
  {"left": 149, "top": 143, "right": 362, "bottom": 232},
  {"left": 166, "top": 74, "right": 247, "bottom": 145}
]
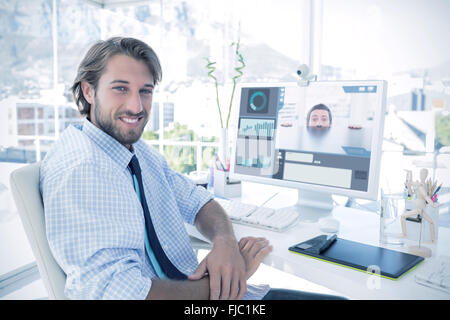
[
  {"left": 71, "top": 37, "right": 162, "bottom": 115},
  {"left": 306, "top": 103, "right": 332, "bottom": 125}
]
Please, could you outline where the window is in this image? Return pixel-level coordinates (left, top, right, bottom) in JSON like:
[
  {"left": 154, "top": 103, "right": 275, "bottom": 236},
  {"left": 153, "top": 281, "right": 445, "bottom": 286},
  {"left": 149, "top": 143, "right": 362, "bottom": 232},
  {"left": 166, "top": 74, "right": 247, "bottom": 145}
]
[
  {"left": 137, "top": 0, "right": 310, "bottom": 173},
  {"left": 16, "top": 107, "right": 35, "bottom": 120},
  {"left": 321, "top": 0, "right": 450, "bottom": 152},
  {"left": 321, "top": 0, "right": 450, "bottom": 192}
]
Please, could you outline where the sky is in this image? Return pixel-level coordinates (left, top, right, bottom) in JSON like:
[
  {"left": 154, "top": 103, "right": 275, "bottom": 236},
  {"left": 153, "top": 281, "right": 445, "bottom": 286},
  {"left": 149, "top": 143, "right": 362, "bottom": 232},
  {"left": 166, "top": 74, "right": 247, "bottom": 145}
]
[
  {"left": 220, "top": 0, "right": 450, "bottom": 77},
  {"left": 321, "top": 0, "right": 450, "bottom": 76},
  {"left": 219, "top": 0, "right": 308, "bottom": 63}
]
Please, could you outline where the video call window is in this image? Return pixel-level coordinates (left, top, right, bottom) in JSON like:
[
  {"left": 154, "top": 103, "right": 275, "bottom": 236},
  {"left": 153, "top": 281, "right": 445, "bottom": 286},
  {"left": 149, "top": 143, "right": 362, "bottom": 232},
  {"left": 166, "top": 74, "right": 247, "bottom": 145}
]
[{"left": 234, "top": 82, "right": 383, "bottom": 192}]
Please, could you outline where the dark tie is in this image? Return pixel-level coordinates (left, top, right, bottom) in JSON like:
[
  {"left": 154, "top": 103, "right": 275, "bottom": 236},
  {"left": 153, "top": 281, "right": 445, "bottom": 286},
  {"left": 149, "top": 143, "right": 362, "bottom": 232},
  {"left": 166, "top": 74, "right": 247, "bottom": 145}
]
[{"left": 128, "top": 155, "right": 186, "bottom": 280}]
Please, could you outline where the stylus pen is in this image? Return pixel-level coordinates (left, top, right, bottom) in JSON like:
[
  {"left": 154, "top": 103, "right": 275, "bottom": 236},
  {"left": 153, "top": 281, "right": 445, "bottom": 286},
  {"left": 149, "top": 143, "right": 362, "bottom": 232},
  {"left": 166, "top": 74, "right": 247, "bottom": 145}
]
[
  {"left": 247, "top": 192, "right": 280, "bottom": 217},
  {"left": 259, "top": 192, "right": 279, "bottom": 207},
  {"left": 319, "top": 234, "right": 337, "bottom": 254}
]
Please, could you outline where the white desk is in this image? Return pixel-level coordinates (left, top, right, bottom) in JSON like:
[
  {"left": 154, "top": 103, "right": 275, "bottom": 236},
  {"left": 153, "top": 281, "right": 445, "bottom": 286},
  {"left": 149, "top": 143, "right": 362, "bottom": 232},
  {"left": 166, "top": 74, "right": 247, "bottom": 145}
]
[{"left": 186, "top": 182, "right": 450, "bottom": 300}]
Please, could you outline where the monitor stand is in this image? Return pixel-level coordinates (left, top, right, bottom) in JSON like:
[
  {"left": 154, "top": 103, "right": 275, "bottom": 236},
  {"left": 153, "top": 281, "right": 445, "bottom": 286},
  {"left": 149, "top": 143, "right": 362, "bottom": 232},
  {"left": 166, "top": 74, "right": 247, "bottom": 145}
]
[{"left": 283, "top": 189, "right": 334, "bottom": 222}]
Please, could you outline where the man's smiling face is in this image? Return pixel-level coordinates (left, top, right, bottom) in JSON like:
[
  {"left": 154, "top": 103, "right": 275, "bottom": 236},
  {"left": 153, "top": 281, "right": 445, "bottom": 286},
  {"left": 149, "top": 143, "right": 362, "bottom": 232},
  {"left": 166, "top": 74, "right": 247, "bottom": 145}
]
[{"left": 82, "top": 54, "right": 154, "bottom": 149}]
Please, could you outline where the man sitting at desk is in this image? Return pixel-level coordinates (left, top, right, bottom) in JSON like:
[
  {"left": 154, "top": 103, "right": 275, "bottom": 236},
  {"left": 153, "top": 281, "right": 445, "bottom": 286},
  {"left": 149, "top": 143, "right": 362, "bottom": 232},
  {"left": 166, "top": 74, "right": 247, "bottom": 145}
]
[{"left": 40, "top": 37, "right": 345, "bottom": 300}]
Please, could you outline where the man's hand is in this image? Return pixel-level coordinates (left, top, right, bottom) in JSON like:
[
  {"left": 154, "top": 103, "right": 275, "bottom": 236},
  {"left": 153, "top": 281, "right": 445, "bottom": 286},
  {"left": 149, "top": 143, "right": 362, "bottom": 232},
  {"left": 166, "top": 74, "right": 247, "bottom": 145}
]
[
  {"left": 238, "top": 237, "right": 273, "bottom": 279},
  {"left": 188, "top": 235, "right": 247, "bottom": 300},
  {"left": 145, "top": 236, "right": 272, "bottom": 300},
  {"left": 190, "top": 200, "right": 272, "bottom": 300}
]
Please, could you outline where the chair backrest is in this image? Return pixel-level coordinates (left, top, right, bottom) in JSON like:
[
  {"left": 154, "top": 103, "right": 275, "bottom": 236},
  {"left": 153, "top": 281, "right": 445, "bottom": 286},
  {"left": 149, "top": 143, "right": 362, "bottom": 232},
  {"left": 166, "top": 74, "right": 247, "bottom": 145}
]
[{"left": 9, "top": 162, "right": 67, "bottom": 300}]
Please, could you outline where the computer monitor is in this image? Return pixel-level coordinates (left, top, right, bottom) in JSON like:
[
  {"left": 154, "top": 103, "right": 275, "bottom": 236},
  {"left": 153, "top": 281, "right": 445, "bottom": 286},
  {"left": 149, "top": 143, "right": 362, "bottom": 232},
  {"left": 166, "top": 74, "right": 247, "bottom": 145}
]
[{"left": 229, "top": 80, "right": 387, "bottom": 221}]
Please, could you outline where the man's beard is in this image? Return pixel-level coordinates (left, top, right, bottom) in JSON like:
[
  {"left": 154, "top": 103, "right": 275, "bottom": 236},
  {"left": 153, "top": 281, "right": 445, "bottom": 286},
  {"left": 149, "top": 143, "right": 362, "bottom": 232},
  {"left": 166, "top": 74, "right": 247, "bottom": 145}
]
[
  {"left": 93, "top": 95, "right": 148, "bottom": 147},
  {"left": 307, "top": 125, "right": 330, "bottom": 138}
]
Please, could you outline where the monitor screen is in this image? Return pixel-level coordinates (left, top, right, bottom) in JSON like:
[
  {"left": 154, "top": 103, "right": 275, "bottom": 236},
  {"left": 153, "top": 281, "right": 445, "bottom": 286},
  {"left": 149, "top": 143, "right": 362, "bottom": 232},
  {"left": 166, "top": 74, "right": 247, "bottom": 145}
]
[{"left": 230, "top": 81, "right": 387, "bottom": 200}]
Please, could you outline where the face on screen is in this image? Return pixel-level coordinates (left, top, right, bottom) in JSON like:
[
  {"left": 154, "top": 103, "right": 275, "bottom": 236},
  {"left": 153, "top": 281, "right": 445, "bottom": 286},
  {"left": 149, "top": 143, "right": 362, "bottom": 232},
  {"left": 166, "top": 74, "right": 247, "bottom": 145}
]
[{"left": 308, "top": 109, "right": 331, "bottom": 128}]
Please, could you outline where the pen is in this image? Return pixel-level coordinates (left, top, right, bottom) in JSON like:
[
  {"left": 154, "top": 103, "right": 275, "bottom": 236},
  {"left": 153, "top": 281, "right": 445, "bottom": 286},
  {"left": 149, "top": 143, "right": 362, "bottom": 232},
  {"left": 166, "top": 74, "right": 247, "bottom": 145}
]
[
  {"left": 214, "top": 155, "right": 226, "bottom": 171},
  {"left": 431, "top": 184, "right": 441, "bottom": 198},
  {"left": 431, "top": 194, "right": 437, "bottom": 203},
  {"left": 319, "top": 234, "right": 337, "bottom": 254},
  {"left": 259, "top": 192, "right": 279, "bottom": 207},
  {"left": 215, "top": 160, "right": 225, "bottom": 171}
]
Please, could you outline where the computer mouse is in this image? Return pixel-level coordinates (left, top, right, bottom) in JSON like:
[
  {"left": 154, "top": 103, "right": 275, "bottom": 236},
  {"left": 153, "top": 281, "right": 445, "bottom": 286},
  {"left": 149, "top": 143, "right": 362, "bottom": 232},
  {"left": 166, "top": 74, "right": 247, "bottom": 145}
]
[{"left": 319, "top": 217, "right": 340, "bottom": 233}]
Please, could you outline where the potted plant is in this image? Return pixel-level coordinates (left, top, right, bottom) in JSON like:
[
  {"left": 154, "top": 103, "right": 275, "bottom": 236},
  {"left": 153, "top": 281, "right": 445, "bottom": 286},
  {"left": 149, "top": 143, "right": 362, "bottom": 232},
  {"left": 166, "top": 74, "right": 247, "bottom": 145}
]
[{"left": 205, "top": 40, "right": 245, "bottom": 169}]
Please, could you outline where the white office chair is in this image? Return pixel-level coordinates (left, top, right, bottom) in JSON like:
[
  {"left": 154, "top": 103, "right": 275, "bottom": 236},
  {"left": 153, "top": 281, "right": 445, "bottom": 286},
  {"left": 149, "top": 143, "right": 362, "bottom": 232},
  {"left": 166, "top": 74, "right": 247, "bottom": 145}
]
[
  {"left": 9, "top": 162, "right": 67, "bottom": 300},
  {"left": 9, "top": 162, "right": 212, "bottom": 300}
]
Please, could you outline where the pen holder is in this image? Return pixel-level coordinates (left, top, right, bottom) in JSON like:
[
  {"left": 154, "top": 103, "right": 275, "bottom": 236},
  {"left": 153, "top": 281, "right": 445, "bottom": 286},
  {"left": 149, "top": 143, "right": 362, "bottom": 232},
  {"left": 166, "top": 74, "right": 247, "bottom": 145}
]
[{"left": 213, "top": 168, "right": 241, "bottom": 198}]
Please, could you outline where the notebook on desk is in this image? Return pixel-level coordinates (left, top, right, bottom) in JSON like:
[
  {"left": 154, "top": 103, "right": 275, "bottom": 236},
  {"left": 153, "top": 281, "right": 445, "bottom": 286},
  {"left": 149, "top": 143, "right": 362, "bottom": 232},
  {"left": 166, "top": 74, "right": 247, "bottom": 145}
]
[{"left": 289, "top": 236, "right": 424, "bottom": 280}]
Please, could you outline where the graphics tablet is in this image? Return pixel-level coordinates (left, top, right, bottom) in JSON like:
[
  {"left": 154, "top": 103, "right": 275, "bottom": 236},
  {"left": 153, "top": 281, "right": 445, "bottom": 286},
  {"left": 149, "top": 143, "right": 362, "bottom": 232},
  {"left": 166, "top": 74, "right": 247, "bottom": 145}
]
[{"left": 289, "top": 237, "right": 424, "bottom": 279}]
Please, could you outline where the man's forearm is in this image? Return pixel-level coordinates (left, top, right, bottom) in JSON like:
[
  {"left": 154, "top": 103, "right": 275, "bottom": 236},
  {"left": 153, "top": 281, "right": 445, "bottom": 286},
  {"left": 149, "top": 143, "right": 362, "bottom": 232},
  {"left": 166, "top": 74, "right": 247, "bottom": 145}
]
[
  {"left": 190, "top": 199, "right": 247, "bottom": 300},
  {"left": 194, "top": 199, "right": 236, "bottom": 242},
  {"left": 146, "top": 277, "right": 210, "bottom": 300}
]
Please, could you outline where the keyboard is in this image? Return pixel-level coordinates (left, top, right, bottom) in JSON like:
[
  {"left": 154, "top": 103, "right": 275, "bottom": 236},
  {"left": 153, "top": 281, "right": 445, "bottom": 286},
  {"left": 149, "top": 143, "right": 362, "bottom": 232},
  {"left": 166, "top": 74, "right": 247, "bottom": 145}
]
[
  {"left": 215, "top": 198, "right": 299, "bottom": 232},
  {"left": 415, "top": 255, "right": 450, "bottom": 294}
]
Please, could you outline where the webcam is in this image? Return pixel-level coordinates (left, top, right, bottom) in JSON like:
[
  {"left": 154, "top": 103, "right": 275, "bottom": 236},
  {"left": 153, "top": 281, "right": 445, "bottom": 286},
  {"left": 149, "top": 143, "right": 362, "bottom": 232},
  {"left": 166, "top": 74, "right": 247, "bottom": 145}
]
[{"left": 296, "top": 64, "right": 317, "bottom": 86}]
